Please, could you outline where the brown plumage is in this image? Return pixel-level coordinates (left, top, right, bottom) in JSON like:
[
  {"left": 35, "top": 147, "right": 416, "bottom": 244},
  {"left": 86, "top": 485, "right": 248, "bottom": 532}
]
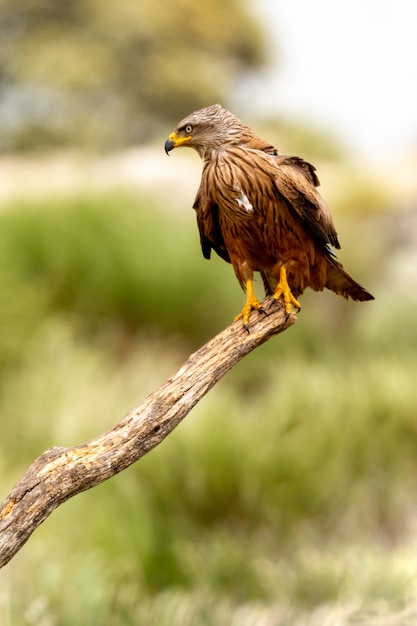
[{"left": 165, "top": 104, "right": 374, "bottom": 329}]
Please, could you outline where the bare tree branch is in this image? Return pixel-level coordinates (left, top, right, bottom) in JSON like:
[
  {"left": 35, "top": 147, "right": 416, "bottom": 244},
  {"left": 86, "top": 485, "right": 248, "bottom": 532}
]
[{"left": 0, "top": 299, "right": 296, "bottom": 568}]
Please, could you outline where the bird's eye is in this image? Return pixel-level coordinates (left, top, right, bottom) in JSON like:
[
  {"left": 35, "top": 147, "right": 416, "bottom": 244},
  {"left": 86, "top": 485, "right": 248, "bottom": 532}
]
[{"left": 185, "top": 125, "right": 193, "bottom": 134}]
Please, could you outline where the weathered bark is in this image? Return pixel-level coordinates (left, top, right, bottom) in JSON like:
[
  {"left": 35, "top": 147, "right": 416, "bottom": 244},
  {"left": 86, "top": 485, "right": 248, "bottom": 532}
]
[{"left": 0, "top": 299, "right": 296, "bottom": 568}]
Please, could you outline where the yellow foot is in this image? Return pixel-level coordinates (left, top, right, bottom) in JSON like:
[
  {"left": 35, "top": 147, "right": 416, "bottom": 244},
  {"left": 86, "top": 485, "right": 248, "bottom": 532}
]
[
  {"left": 272, "top": 266, "right": 301, "bottom": 316},
  {"left": 234, "top": 279, "right": 265, "bottom": 332}
]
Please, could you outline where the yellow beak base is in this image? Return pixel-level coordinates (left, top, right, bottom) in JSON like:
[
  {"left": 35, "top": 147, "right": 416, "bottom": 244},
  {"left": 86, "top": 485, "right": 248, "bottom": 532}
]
[{"left": 165, "top": 132, "right": 192, "bottom": 154}]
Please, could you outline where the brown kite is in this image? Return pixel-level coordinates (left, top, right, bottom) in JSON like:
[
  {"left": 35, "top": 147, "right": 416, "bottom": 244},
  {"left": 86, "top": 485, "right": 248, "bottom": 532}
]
[{"left": 165, "top": 104, "right": 374, "bottom": 330}]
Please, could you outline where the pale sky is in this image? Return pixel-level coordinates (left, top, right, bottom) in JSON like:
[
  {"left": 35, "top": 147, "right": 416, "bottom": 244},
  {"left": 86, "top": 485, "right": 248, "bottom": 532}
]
[{"left": 242, "top": 0, "right": 417, "bottom": 163}]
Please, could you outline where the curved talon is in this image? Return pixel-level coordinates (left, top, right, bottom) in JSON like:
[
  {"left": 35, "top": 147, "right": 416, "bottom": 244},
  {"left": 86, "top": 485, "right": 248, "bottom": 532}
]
[
  {"left": 272, "top": 266, "right": 301, "bottom": 315},
  {"left": 268, "top": 298, "right": 277, "bottom": 311}
]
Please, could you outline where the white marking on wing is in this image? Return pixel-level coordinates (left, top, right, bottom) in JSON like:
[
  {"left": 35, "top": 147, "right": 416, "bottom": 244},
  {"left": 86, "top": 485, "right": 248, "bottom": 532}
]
[{"left": 236, "top": 193, "right": 254, "bottom": 213}]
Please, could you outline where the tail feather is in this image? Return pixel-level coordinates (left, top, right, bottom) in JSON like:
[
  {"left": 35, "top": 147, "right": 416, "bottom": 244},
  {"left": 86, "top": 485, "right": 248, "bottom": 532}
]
[
  {"left": 325, "top": 258, "right": 374, "bottom": 301},
  {"left": 260, "top": 260, "right": 374, "bottom": 302}
]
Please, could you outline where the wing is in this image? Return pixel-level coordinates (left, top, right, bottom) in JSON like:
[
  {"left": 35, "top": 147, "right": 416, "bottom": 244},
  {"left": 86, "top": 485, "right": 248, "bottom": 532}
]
[
  {"left": 241, "top": 134, "right": 340, "bottom": 250},
  {"left": 193, "top": 174, "right": 230, "bottom": 263},
  {"left": 273, "top": 155, "right": 340, "bottom": 249}
]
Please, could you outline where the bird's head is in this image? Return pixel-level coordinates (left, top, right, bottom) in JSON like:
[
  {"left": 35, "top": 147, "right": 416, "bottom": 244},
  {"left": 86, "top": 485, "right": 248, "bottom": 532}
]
[{"left": 164, "top": 104, "right": 249, "bottom": 160}]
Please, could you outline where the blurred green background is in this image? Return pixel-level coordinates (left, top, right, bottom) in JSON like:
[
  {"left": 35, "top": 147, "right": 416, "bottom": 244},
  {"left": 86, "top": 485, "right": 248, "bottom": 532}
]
[{"left": 0, "top": 1, "right": 416, "bottom": 625}]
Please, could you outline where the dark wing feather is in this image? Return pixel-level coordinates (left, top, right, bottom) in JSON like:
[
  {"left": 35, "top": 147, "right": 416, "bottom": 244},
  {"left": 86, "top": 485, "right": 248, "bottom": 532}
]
[
  {"left": 278, "top": 155, "right": 321, "bottom": 186},
  {"left": 193, "top": 176, "right": 230, "bottom": 263},
  {"left": 274, "top": 155, "right": 340, "bottom": 249}
]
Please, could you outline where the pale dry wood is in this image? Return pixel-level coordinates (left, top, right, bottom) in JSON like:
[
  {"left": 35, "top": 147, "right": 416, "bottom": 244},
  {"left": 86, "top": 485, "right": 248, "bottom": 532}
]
[{"left": 0, "top": 299, "right": 296, "bottom": 568}]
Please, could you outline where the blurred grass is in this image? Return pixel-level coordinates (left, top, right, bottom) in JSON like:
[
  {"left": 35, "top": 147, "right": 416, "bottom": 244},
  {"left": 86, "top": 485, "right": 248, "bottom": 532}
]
[
  {"left": 0, "top": 191, "right": 243, "bottom": 353},
  {"left": 0, "top": 187, "right": 416, "bottom": 625}
]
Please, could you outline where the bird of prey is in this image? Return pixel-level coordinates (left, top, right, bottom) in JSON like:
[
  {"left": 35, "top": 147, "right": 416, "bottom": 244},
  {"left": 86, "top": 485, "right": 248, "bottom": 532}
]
[{"left": 165, "top": 104, "right": 374, "bottom": 330}]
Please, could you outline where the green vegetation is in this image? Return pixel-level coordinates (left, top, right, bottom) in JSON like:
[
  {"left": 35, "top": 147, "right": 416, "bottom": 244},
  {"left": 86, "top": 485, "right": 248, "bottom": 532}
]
[
  {"left": 0, "top": 191, "right": 242, "bottom": 356},
  {"left": 0, "top": 188, "right": 416, "bottom": 625},
  {"left": 0, "top": 0, "right": 265, "bottom": 151}
]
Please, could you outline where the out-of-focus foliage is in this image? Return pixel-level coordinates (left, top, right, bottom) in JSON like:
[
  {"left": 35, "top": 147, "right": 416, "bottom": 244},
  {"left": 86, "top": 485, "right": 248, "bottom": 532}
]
[
  {"left": 0, "top": 185, "right": 381, "bottom": 367},
  {"left": 1, "top": 181, "right": 417, "bottom": 624},
  {"left": 0, "top": 0, "right": 266, "bottom": 150},
  {"left": 0, "top": 191, "right": 241, "bottom": 364},
  {"left": 1, "top": 248, "right": 417, "bottom": 624}
]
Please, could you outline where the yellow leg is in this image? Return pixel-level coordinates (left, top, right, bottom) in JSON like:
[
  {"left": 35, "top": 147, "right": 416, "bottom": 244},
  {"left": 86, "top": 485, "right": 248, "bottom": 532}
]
[
  {"left": 234, "top": 279, "right": 264, "bottom": 331},
  {"left": 272, "top": 266, "right": 301, "bottom": 315}
]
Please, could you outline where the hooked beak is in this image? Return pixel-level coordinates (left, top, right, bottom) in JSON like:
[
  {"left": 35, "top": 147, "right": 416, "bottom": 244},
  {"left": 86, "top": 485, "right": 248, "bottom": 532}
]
[{"left": 164, "top": 132, "right": 192, "bottom": 155}]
